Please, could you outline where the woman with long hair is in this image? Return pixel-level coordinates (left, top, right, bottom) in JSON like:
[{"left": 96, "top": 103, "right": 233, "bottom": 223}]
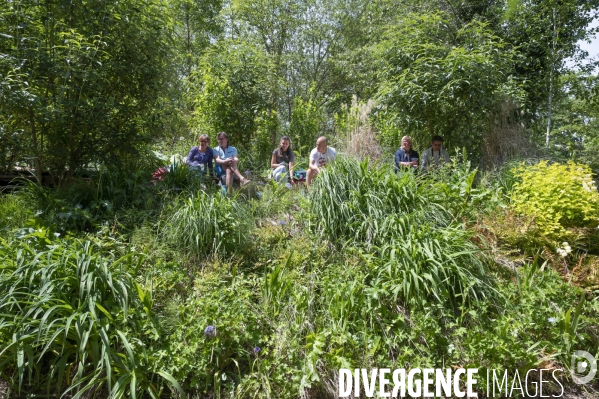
[{"left": 270, "top": 136, "right": 295, "bottom": 184}]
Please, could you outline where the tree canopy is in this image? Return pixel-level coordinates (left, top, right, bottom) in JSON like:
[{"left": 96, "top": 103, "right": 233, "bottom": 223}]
[{"left": 1, "top": 0, "right": 598, "bottom": 177}]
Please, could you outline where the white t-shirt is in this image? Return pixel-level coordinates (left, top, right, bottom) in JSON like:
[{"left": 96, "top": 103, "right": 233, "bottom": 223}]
[{"left": 310, "top": 146, "right": 337, "bottom": 167}]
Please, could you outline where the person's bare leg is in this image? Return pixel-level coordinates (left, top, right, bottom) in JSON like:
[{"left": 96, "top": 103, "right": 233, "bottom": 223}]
[
  {"left": 232, "top": 168, "right": 247, "bottom": 183},
  {"left": 306, "top": 168, "right": 318, "bottom": 186},
  {"left": 231, "top": 159, "right": 249, "bottom": 184},
  {"left": 225, "top": 167, "right": 234, "bottom": 188}
]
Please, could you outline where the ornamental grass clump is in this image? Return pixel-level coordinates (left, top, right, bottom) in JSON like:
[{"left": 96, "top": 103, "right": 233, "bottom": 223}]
[
  {"left": 0, "top": 239, "right": 183, "bottom": 398},
  {"left": 309, "top": 158, "right": 449, "bottom": 248},
  {"left": 309, "top": 158, "right": 495, "bottom": 309},
  {"left": 161, "top": 190, "right": 254, "bottom": 257},
  {"left": 511, "top": 161, "right": 599, "bottom": 238}
]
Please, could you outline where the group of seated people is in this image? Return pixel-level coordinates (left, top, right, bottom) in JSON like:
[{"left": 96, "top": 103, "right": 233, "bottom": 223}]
[
  {"left": 186, "top": 132, "right": 449, "bottom": 189},
  {"left": 394, "top": 135, "right": 450, "bottom": 173},
  {"left": 186, "top": 132, "right": 251, "bottom": 188},
  {"left": 187, "top": 133, "right": 337, "bottom": 188}
]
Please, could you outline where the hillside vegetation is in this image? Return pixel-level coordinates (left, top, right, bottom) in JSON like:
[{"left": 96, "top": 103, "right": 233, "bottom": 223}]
[
  {"left": 2, "top": 0, "right": 599, "bottom": 396},
  {"left": 0, "top": 157, "right": 598, "bottom": 398}
]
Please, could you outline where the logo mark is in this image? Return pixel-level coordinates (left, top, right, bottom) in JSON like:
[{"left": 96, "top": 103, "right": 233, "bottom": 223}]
[{"left": 571, "top": 350, "right": 597, "bottom": 384}]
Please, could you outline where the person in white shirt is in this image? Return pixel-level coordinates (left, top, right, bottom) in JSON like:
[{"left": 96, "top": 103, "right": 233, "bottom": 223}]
[
  {"left": 307, "top": 136, "right": 337, "bottom": 186},
  {"left": 421, "top": 135, "right": 450, "bottom": 172}
]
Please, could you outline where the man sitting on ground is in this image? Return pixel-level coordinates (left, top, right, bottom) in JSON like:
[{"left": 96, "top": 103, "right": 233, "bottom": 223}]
[
  {"left": 213, "top": 131, "right": 250, "bottom": 188},
  {"left": 307, "top": 136, "right": 337, "bottom": 186},
  {"left": 420, "top": 135, "right": 450, "bottom": 172}
]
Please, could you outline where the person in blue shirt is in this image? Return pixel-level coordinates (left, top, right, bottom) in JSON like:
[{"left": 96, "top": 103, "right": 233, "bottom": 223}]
[
  {"left": 394, "top": 135, "right": 419, "bottom": 173},
  {"left": 213, "top": 131, "right": 250, "bottom": 188},
  {"left": 186, "top": 134, "right": 214, "bottom": 176}
]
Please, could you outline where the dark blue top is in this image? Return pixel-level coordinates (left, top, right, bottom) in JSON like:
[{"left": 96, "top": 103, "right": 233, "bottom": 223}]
[
  {"left": 394, "top": 148, "right": 419, "bottom": 172},
  {"left": 187, "top": 146, "right": 214, "bottom": 173}
]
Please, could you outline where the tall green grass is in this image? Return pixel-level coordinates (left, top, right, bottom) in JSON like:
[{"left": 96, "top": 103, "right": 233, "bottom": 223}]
[
  {"left": 0, "top": 239, "right": 183, "bottom": 398},
  {"left": 309, "top": 159, "right": 449, "bottom": 246},
  {"left": 161, "top": 190, "right": 254, "bottom": 257},
  {"left": 309, "top": 158, "right": 495, "bottom": 309},
  {"left": 0, "top": 194, "right": 32, "bottom": 231}
]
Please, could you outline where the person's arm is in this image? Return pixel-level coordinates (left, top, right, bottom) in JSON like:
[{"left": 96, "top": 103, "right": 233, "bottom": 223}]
[
  {"left": 214, "top": 151, "right": 226, "bottom": 165},
  {"left": 271, "top": 153, "right": 278, "bottom": 168},
  {"left": 187, "top": 147, "right": 198, "bottom": 167},
  {"left": 214, "top": 149, "right": 231, "bottom": 166},
  {"left": 411, "top": 151, "right": 419, "bottom": 167},
  {"left": 309, "top": 157, "right": 318, "bottom": 171},
  {"left": 395, "top": 150, "right": 410, "bottom": 167}
]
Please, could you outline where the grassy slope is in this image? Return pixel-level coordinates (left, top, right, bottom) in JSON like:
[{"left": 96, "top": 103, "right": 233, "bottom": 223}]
[{"left": 0, "top": 158, "right": 597, "bottom": 398}]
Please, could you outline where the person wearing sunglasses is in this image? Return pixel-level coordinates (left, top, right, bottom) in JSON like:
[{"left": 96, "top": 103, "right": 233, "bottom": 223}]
[{"left": 187, "top": 134, "right": 214, "bottom": 177}]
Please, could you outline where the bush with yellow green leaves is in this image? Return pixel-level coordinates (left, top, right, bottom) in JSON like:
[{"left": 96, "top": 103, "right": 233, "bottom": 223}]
[{"left": 511, "top": 161, "right": 599, "bottom": 237}]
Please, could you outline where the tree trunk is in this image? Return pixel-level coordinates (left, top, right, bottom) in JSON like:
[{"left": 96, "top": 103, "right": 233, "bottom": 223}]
[{"left": 546, "top": 7, "right": 558, "bottom": 148}]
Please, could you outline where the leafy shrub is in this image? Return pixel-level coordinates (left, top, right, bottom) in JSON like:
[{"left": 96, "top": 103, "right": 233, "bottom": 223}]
[
  {"left": 0, "top": 238, "right": 182, "bottom": 397},
  {"left": 511, "top": 161, "right": 599, "bottom": 237},
  {"left": 250, "top": 179, "right": 297, "bottom": 220},
  {"left": 457, "top": 260, "right": 595, "bottom": 390},
  {"left": 289, "top": 96, "right": 323, "bottom": 157},
  {"left": 159, "top": 272, "right": 263, "bottom": 395},
  {"left": 13, "top": 155, "right": 162, "bottom": 233},
  {"left": 161, "top": 190, "right": 254, "bottom": 257}
]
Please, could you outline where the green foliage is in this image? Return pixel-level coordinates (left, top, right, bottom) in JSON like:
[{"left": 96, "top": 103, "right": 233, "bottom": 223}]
[
  {"left": 459, "top": 260, "right": 595, "bottom": 386},
  {"left": 549, "top": 72, "right": 599, "bottom": 172},
  {"left": 511, "top": 161, "right": 599, "bottom": 237},
  {"left": 170, "top": 0, "right": 223, "bottom": 76},
  {"left": 373, "top": 12, "right": 524, "bottom": 154},
  {"left": 0, "top": 238, "right": 182, "bottom": 398},
  {"left": 289, "top": 96, "right": 323, "bottom": 156},
  {"left": 309, "top": 157, "right": 495, "bottom": 309},
  {"left": 158, "top": 272, "right": 263, "bottom": 395},
  {"left": 3, "top": 0, "right": 599, "bottom": 396},
  {"left": 188, "top": 40, "right": 270, "bottom": 149},
  {"left": 247, "top": 110, "right": 280, "bottom": 171},
  {"left": 161, "top": 190, "right": 254, "bottom": 258},
  {"left": 501, "top": 0, "right": 599, "bottom": 125},
  {"left": 12, "top": 157, "right": 161, "bottom": 233},
  {"left": 159, "top": 162, "right": 207, "bottom": 193},
  {"left": 0, "top": 194, "right": 32, "bottom": 231},
  {"left": 0, "top": 0, "right": 175, "bottom": 180},
  {"left": 250, "top": 179, "right": 296, "bottom": 220}
]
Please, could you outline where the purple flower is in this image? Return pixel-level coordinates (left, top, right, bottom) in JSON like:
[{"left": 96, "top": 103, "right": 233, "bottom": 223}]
[
  {"left": 204, "top": 325, "right": 216, "bottom": 338},
  {"left": 253, "top": 346, "right": 261, "bottom": 354},
  {"left": 278, "top": 220, "right": 287, "bottom": 226}
]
